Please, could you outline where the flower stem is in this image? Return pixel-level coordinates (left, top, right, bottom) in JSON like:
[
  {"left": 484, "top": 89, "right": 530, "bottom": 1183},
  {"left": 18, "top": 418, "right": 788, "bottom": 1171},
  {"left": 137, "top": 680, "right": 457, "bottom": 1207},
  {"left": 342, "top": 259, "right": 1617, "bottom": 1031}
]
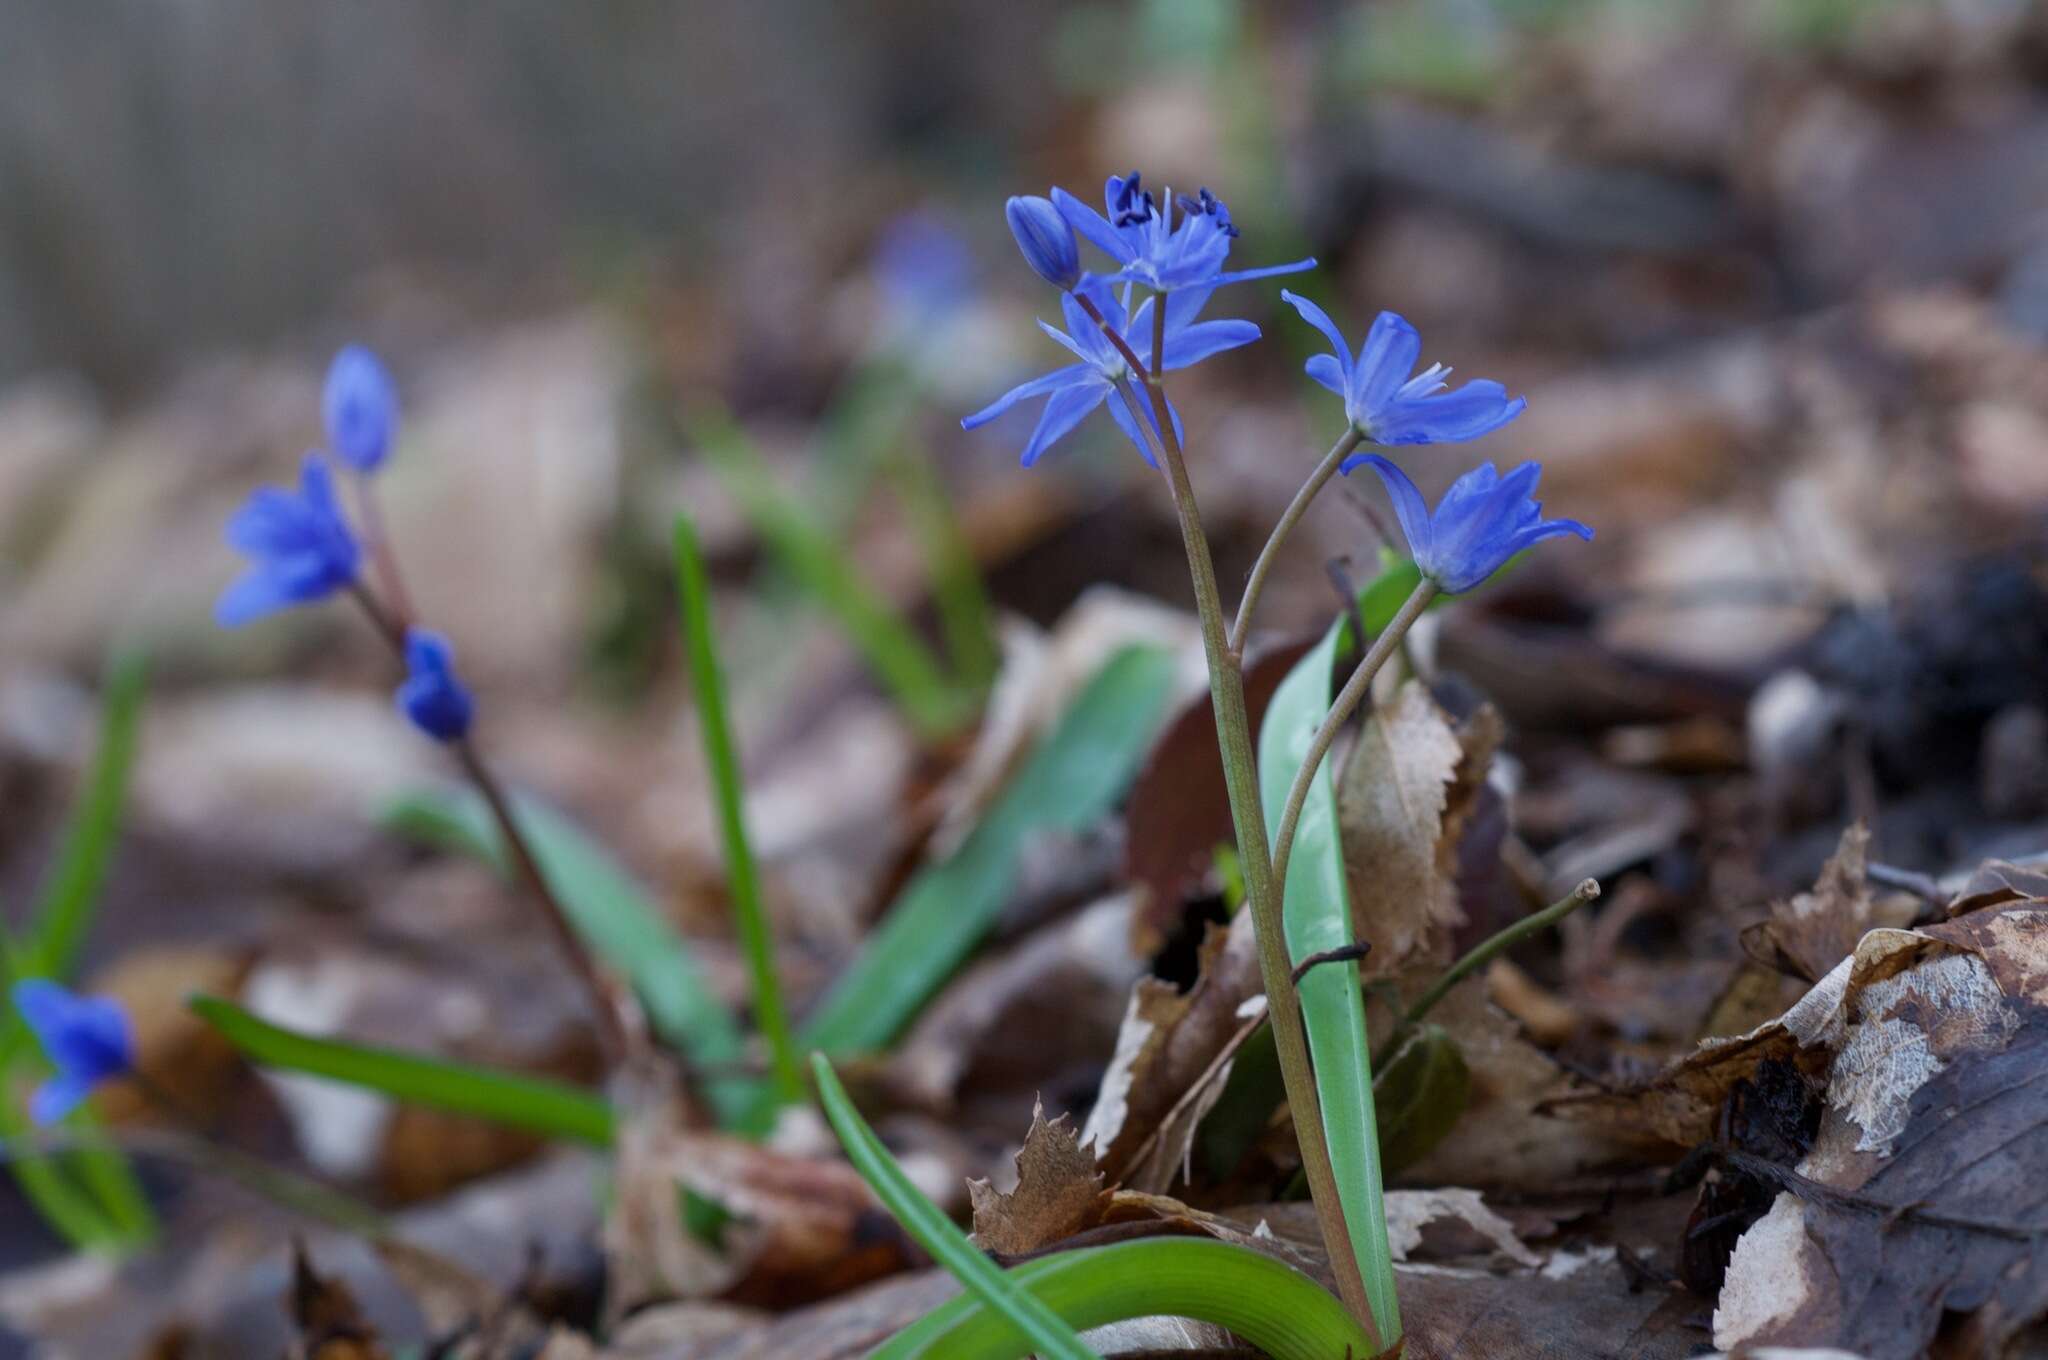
[
  {"left": 1375, "top": 878, "right": 1600, "bottom": 1068},
  {"left": 348, "top": 582, "right": 629, "bottom": 1066},
  {"left": 1269, "top": 580, "right": 1437, "bottom": 896},
  {"left": 350, "top": 477, "right": 418, "bottom": 630},
  {"left": 1229, "top": 430, "right": 1361, "bottom": 656},
  {"left": 1077, "top": 288, "right": 1383, "bottom": 1349}
]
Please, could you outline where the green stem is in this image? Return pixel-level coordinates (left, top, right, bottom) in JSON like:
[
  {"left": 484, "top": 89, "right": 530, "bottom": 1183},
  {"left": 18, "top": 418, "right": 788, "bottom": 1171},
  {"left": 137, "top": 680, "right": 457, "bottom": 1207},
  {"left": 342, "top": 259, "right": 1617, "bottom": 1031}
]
[
  {"left": 1229, "top": 429, "right": 1361, "bottom": 654},
  {"left": 673, "top": 518, "right": 804, "bottom": 1104},
  {"left": 1376, "top": 878, "right": 1600, "bottom": 1068},
  {"left": 1269, "top": 580, "right": 1438, "bottom": 896},
  {"left": 1072, "top": 288, "right": 1382, "bottom": 1350},
  {"left": 872, "top": 1238, "right": 1376, "bottom": 1360}
]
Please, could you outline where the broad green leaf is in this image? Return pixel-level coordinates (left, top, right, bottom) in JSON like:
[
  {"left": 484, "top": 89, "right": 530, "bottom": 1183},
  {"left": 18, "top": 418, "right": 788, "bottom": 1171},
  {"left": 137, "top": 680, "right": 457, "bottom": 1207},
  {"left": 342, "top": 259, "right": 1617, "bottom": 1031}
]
[
  {"left": 673, "top": 515, "right": 802, "bottom": 1106},
  {"left": 379, "top": 790, "right": 753, "bottom": 1126},
  {"left": 812, "top": 1054, "right": 1099, "bottom": 1360},
  {"left": 1372, "top": 1022, "right": 1470, "bottom": 1173},
  {"left": 796, "top": 645, "right": 1178, "bottom": 1059},
  {"left": 871, "top": 1237, "right": 1375, "bottom": 1360},
  {"left": 190, "top": 997, "right": 614, "bottom": 1145},
  {"left": 1257, "top": 604, "right": 1401, "bottom": 1338}
]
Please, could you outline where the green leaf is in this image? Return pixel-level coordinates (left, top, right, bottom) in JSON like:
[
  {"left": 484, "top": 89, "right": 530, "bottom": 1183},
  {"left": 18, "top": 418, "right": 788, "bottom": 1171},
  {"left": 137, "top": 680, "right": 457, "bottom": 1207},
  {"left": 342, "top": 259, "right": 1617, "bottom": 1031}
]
[
  {"left": 811, "top": 1054, "right": 1100, "bottom": 1360},
  {"left": 1257, "top": 604, "right": 1401, "bottom": 1338},
  {"left": 795, "top": 645, "right": 1178, "bottom": 1059},
  {"left": 871, "top": 1237, "right": 1376, "bottom": 1360},
  {"left": 688, "top": 402, "right": 972, "bottom": 738},
  {"left": 190, "top": 996, "right": 614, "bottom": 1146},
  {"left": 673, "top": 515, "right": 803, "bottom": 1107},
  {"left": 27, "top": 650, "right": 147, "bottom": 980},
  {"left": 0, "top": 1091, "right": 125, "bottom": 1252},
  {"left": 379, "top": 789, "right": 754, "bottom": 1126},
  {"left": 1372, "top": 1022, "right": 1470, "bottom": 1173}
]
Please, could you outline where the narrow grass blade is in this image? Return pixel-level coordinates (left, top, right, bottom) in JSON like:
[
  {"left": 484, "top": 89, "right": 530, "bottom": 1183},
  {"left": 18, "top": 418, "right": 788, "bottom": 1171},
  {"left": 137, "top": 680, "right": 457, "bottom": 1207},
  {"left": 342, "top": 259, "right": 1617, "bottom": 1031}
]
[
  {"left": 796, "top": 644, "right": 1177, "bottom": 1057},
  {"left": 811, "top": 1054, "right": 1099, "bottom": 1360},
  {"left": 190, "top": 996, "right": 614, "bottom": 1146},
  {"left": 688, "top": 403, "right": 970, "bottom": 738},
  {"left": 883, "top": 434, "right": 1000, "bottom": 692},
  {"left": 1257, "top": 604, "right": 1401, "bottom": 1338},
  {"left": 673, "top": 516, "right": 803, "bottom": 1105},
  {"left": 380, "top": 790, "right": 754, "bottom": 1126},
  {"left": 0, "top": 1085, "right": 122, "bottom": 1251},
  {"left": 27, "top": 650, "right": 147, "bottom": 979},
  {"left": 872, "top": 1237, "right": 1375, "bottom": 1360}
]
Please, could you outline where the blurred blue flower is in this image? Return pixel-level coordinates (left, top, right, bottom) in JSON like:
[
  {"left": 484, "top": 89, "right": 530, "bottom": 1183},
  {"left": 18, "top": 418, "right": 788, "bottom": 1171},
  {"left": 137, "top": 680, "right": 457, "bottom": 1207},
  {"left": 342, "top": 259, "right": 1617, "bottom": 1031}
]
[
  {"left": 396, "top": 628, "right": 475, "bottom": 742},
  {"left": 1052, "top": 174, "right": 1312, "bottom": 294},
  {"left": 11, "top": 980, "right": 134, "bottom": 1126},
  {"left": 216, "top": 453, "right": 360, "bottom": 627},
  {"left": 1280, "top": 294, "right": 1526, "bottom": 445},
  {"left": 1345, "top": 456, "right": 1591, "bottom": 594},
  {"left": 323, "top": 346, "right": 399, "bottom": 473},
  {"left": 1005, "top": 195, "right": 1080, "bottom": 290},
  {"left": 873, "top": 211, "right": 978, "bottom": 325},
  {"left": 962, "top": 276, "right": 1258, "bottom": 466}
]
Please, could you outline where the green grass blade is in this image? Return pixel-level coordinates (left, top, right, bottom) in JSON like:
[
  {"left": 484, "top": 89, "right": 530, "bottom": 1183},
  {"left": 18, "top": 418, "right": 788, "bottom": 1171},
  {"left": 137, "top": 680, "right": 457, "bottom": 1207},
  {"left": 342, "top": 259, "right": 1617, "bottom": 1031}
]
[
  {"left": 1257, "top": 607, "right": 1401, "bottom": 1339},
  {"left": 673, "top": 515, "right": 803, "bottom": 1106},
  {"left": 379, "top": 790, "right": 754, "bottom": 1126},
  {"left": 190, "top": 996, "right": 614, "bottom": 1145},
  {"left": 796, "top": 645, "right": 1177, "bottom": 1057},
  {"left": 0, "top": 1093, "right": 122, "bottom": 1252},
  {"left": 883, "top": 435, "right": 1000, "bottom": 693},
  {"left": 810, "top": 1054, "right": 1099, "bottom": 1360},
  {"left": 27, "top": 651, "right": 147, "bottom": 979},
  {"left": 872, "top": 1238, "right": 1375, "bottom": 1360},
  {"left": 688, "top": 403, "right": 970, "bottom": 738}
]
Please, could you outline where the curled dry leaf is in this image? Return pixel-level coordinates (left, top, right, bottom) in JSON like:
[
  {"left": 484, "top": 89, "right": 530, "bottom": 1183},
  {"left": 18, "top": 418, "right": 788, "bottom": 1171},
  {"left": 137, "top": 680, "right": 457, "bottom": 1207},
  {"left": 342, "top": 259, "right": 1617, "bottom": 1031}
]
[
  {"left": 1741, "top": 823, "right": 1876, "bottom": 983},
  {"left": 967, "top": 1100, "right": 1108, "bottom": 1256}
]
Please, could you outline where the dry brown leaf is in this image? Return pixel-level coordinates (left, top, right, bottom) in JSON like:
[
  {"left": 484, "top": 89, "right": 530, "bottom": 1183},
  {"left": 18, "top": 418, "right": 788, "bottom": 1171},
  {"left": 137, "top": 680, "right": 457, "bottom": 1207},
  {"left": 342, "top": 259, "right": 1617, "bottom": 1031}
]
[
  {"left": 967, "top": 1100, "right": 1108, "bottom": 1255},
  {"left": 1338, "top": 680, "right": 1469, "bottom": 981},
  {"left": 287, "top": 1243, "right": 387, "bottom": 1360},
  {"left": 1742, "top": 823, "right": 1875, "bottom": 983}
]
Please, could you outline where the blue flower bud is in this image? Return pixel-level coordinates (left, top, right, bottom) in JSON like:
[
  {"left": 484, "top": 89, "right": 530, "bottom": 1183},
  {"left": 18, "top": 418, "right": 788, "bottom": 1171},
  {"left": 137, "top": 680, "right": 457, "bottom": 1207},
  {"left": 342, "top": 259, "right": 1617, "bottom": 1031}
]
[
  {"left": 323, "top": 345, "right": 399, "bottom": 473},
  {"left": 1004, "top": 195, "right": 1080, "bottom": 290},
  {"left": 396, "top": 628, "right": 475, "bottom": 743},
  {"left": 11, "top": 980, "right": 134, "bottom": 1126}
]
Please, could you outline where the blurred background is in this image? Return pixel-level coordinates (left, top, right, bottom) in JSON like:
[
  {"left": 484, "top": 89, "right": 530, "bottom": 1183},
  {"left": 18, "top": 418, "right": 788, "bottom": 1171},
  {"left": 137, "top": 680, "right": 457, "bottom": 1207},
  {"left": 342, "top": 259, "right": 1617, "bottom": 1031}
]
[{"left": 3, "top": 0, "right": 2048, "bottom": 1351}]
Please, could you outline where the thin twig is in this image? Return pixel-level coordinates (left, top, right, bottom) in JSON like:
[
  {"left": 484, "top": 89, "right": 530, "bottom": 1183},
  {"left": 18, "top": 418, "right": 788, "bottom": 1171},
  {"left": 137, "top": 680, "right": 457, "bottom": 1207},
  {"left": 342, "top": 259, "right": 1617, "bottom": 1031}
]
[{"left": 1292, "top": 941, "right": 1373, "bottom": 987}]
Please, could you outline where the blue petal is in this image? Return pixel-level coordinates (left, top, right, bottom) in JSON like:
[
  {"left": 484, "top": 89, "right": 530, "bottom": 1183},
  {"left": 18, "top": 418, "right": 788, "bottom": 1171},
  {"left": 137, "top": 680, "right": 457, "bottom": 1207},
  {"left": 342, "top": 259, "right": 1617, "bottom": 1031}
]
[
  {"left": 1305, "top": 354, "right": 1349, "bottom": 397},
  {"left": 1208, "top": 257, "right": 1318, "bottom": 287},
  {"left": 1105, "top": 390, "right": 1158, "bottom": 468},
  {"left": 1342, "top": 454, "right": 1434, "bottom": 565},
  {"left": 1020, "top": 381, "right": 1110, "bottom": 467},
  {"left": 1279, "top": 290, "right": 1353, "bottom": 375},
  {"left": 1052, "top": 186, "right": 1135, "bottom": 265},
  {"left": 1353, "top": 312, "right": 1423, "bottom": 418},
  {"left": 1163, "top": 319, "right": 1260, "bottom": 370},
  {"left": 11, "top": 979, "right": 68, "bottom": 1044},
  {"left": 1372, "top": 384, "right": 1527, "bottom": 445},
  {"left": 961, "top": 363, "right": 1093, "bottom": 430},
  {"left": 223, "top": 488, "right": 309, "bottom": 555},
  {"left": 30, "top": 1074, "right": 91, "bottom": 1127}
]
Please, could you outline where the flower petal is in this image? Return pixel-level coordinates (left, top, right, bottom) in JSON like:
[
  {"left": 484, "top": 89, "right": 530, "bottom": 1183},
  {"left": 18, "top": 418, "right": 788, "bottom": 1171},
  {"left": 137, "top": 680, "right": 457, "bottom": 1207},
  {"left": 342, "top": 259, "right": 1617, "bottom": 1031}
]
[
  {"left": 1372, "top": 382, "right": 1527, "bottom": 445},
  {"left": 1305, "top": 353, "right": 1349, "bottom": 397},
  {"left": 1342, "top": 453, "right": 1434, "bottom": 565},
  {"left": 1353, "top": 312, "right": 1423, "bottom": 417},
  {"left": 1209, "top": 257, "right": 1317, "bottom": 287},
  {"left": 1020, "top": 380, "right": 1109, "bottom": 467},
  {"left": 1163, "top": 319, "right": 1260, "bottom": 370},
  {"left": 29, "top": 1074, "right": 91, "bottom": 1127},
  {"left": 961, "top": 363, "right": 1093, "bottom": 430},
  {"left": 1279, "top": 290, "right": 1352, "bottom": 374},
  {"left": 1052, "top": 186, "right": 1135, "bottom": 264}
]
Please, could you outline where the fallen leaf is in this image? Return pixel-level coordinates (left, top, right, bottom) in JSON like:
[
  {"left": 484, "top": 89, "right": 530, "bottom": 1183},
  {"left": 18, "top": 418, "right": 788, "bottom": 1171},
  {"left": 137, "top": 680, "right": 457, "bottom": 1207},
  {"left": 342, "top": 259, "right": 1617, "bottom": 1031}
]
[
  {"left": 967, "top": 1100, "right": 1108, "bottom": 1256},
  {"left": 1742, "top": 824, "right": 1875, "bottom": 983},
  {"left": 1383, "top": 1188, "right": 1541, "bottom": 1267},
  {"left": 287, "top": 1242, "right": 387, "bottom": 1360},
  {"left": 1337, "top": 681, "right": 1470, "bottom": 982}
]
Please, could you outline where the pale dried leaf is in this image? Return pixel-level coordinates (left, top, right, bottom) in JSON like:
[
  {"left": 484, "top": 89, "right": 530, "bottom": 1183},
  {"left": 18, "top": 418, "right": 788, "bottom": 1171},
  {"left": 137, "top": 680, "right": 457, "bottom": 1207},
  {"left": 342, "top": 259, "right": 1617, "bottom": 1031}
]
[
  {"left": 1383, "top": 1188, "right": 1541, "bottom": 1267},
  {"left": 968, "top": 1101, "right": 1108, "bottom": 1255}
]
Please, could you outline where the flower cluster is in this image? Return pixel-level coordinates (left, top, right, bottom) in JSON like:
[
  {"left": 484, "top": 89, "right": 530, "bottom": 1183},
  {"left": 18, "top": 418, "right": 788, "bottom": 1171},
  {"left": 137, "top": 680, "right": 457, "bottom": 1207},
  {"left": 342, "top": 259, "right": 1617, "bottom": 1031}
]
[
  {"left": 966, "top": 170, "right": 1590, "bottom": 594},
  {"left": 218, "top": 348, "right": 475, "bottom": 743}
]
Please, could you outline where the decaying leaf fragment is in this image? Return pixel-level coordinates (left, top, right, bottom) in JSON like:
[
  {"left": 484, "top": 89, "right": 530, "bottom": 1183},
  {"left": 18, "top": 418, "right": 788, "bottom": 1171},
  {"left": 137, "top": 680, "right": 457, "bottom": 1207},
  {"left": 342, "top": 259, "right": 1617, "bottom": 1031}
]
[
  {"left": 1741, "top": 823, "right": 1877, "bottom": 983},
  {"left": 287, "top": 1242, "right": 387, "bottom": 1360},
  {"left": 967, "top": 1100, "right": 1108, "bottom": 1255}
]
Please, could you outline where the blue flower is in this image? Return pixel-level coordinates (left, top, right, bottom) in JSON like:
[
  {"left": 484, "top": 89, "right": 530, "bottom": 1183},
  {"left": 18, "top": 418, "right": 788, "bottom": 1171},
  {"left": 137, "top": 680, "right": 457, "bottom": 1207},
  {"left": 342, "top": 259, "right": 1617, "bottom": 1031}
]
[
  {"left": 1280, "top": 294, "right": 1526, "bottom": 445},
  {"left": 11, "top": 980, "right": 134, "bottom": 1126},
  {"left": 396, "top": 628, "right": 474, "bottom": 742},
  {"left": 1004, "top": 195, "right": 1081, "bottom": 290},
  {"left": 1052, "top": 174, "right": 1313, "bottom": 294},
  {"left": 217, "top": 453, "right": 361, "bottom": 627},
  {"left": 962, "top": 276, "right": 1258, "bottom": 466},
  {"left": 1346, "top": 456, "right": 1591, "bottom": 594},
  {"left": 323, "top": 346, "right": 399, "bottom": 473},
  {"left": 874, "top": 211, "right": 978, "bottom": 323}
]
